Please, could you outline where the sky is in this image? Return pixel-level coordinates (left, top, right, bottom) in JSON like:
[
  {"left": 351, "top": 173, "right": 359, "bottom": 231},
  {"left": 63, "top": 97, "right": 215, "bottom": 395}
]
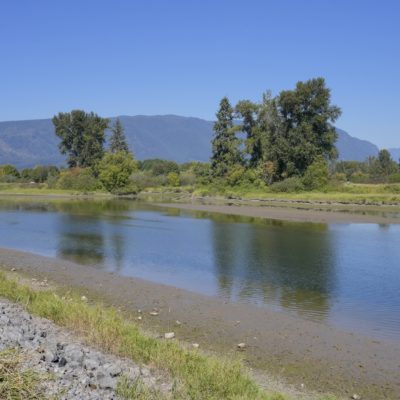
[{"left": 0, "top": 0, "right": 399, "bottom": 148}]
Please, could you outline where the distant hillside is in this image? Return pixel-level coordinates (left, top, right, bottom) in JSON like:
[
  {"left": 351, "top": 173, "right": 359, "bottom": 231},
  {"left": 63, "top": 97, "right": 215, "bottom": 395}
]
[
  {"left": 335, "top": 128, "right": 379, "bottom": 161},
  {"left": 0, "top": 115, "right": 394, "bottom": 168}
]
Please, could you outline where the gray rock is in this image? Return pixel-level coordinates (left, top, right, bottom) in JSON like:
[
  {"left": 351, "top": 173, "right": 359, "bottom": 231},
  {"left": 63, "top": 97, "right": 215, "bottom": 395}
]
[
  {"left": 0, "top": 297, "right": 172, "bottom": 399},
  {"left": 97, "top": 376, "right": 117, "bottom": 390},
  {"left": 104, "top": 362, "right": 122, "bottom": 377}
]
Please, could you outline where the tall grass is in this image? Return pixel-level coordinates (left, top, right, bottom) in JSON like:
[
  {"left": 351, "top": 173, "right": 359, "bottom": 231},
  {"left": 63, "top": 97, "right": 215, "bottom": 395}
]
[{"left": 0, "top": 273, "right": 286, "bottom": 400}]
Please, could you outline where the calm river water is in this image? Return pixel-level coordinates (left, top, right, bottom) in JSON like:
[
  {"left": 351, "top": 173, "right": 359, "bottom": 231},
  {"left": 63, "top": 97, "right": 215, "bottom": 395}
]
[{"left": 0, "top": 198, "right": 399, "bottom": 341}]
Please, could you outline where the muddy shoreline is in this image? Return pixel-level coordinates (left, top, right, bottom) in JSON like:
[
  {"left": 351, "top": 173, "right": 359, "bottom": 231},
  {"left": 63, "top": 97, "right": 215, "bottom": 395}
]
[
  {"left": 0, "top": 248, "right": 399, "bottom": 399},
  {"left": 155, "top": 201, "right": 400, "bottom": 224}
]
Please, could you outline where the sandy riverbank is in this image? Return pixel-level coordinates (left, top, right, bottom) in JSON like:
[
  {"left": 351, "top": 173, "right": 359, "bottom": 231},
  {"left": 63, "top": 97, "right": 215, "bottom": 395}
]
[
  {"left": 155, "top": 202, "right": 400, "bottom": 224},
  {"left": 0, "top": 248, "right": 398, "bottom": 399}
]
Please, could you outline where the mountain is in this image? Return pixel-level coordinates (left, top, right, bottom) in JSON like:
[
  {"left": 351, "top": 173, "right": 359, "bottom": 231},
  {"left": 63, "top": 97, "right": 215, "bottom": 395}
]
[
  {"left": 0, "top": 115, "right": 214, "bottom": 168},
  {"left": 335, "top": 128, "right": 379, "bottom": 161},
  {"left": 0, "top": 115, "right": 394, "bottom": 168}
]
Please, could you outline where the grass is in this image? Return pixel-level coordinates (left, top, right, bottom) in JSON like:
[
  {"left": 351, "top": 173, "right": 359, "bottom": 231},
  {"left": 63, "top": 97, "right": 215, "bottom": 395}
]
[
  {"left": 117, "top": 376, "right": 167, "bottom": 400},
  {"left": 0, "top": 182, "right": 109, "bottom": 197},
  {"left": 0, "top": 272, "right": 290, "bottom": 400},
  {"left": 0, "top": 349, "right": 47, "bottom": 400}
]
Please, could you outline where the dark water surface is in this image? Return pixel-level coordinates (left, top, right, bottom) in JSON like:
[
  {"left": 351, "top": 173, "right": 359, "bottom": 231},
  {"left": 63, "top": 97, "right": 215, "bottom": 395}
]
[{"left": 0, "top": 198, "right": 399, "bottom": 341}]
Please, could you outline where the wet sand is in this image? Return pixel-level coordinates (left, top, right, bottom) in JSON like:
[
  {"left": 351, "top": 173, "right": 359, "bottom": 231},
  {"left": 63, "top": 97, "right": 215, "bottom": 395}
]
[
  {"left": 0, "top": 248, "right": 399, "bottom": 399},
  {"left": 156, "top": 202, "right": 400, "bottom": 224}
]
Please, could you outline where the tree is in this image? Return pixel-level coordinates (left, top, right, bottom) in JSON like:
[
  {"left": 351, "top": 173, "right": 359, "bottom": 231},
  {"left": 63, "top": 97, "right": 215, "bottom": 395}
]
[
  {"left": 276, "top": 77, "right": 341, "bottom": 177},
  {"left": 110, "top": 118, "right": 129, "bottom": 153},
  {"left": 0, "top": 164, "right": 20, "bottom": 178},
  {"left": 52, "top": 110, "right": 109, "bottom": 168},
  {"left": 140, "top": 159, "right": 179, "bottom": 176},
  {"left": 235, "top": 100, "right": 260, "bottom": 167},
  {"left": 98, "top": 151, "right": 138, "bottom": 192},
  {"left": 378, "top": 149, "right": 398, "bottom": 177},
  {"left": 211, "top": 97, "right": 241, "bottom": 177}
]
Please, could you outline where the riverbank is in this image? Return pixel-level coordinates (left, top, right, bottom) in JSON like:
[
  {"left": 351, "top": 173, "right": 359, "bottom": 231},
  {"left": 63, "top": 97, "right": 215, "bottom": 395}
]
[
  {"left": 155, "top": 201, "right": 400, "bottom": 224},
  {"left": 0, "top": 248, "right": 398, "bottom": 399},
  {"left": 0, "top": 267, "right": 318, "bottom": 400}
]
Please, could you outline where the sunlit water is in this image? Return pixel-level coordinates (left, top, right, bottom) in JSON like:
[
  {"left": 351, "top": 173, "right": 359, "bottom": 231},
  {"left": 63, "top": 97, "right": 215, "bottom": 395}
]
[{"left": 0, "top": 198, "right": 399, "bottom": 342}]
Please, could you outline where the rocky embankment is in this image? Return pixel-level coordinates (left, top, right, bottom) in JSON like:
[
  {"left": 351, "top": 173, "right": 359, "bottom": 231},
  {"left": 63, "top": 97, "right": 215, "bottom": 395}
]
[{"left": 0, "top": 298, "right": 171, "bottom": 399}]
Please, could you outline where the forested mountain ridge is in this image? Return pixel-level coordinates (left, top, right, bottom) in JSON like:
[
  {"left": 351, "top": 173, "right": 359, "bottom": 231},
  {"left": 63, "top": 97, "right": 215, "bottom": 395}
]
[{"left": 0, "top": 115, "right": 394, "bottom": 168}]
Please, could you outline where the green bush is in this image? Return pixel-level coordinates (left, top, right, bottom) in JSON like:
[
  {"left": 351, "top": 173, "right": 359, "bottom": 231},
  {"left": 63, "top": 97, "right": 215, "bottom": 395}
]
[
  {"left": 56, "top": 168, "right": 100, "bottom": 191},
  {"left": 140, "top": 159, "right": 179, "bottom": 176},
  {"left": 226, "top": 165, "right": 245, "bottom": 186},
  {"left": 270, "top": 177, "right": 304, "bottom": 192},
  {"left": 349, "top": 171, "right": 370, "bottom": 183},
  {"left": 97, "top": 152, "right": 138, "bottom": 193},
  {"left": 302, "top": 159, "right": 329, "bottom": 190},
  {"left": 130, "top": 171, "right": 157, "bottom": 190},
  {"left": 0, "top": 165, "right": 20, "bottom": 182},
  {"left": 331, "top": 172, "right": 347, "bottom": 183},
  {"left": 180, "top": 171, "right": 196, "bottom": 186},
  {"left": 388, "top": 173, "right": 400, "bottom": 183},
  {"left": 167, "top": 172, "right": 181, "bottom": 187}
]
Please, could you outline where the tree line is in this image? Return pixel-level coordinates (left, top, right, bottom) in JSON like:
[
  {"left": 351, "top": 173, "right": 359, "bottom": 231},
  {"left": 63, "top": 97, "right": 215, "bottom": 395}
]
[
  {"left": 1, "top": 77, "right": 399, "bottom": 193},
  {"left": 209, "top": 77, "right": 400, "bottom": 190}
]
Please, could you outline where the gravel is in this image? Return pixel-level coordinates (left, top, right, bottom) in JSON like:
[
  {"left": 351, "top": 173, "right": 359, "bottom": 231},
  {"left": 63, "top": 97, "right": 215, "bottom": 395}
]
[{"left": 0, "top": 298, "right": 171, "bottom": 399}]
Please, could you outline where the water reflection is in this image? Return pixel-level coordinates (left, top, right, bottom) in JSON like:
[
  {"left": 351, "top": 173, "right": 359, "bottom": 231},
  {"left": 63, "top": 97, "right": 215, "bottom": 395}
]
[
  {"left": 210, "top": 217, "right": 334, "bottom": 321},
  {"left": 57, "top": 215, "right": 105, "bottom": 266},
  {"left": 0, "top": 198, "right": 399, "bottom": 340}
]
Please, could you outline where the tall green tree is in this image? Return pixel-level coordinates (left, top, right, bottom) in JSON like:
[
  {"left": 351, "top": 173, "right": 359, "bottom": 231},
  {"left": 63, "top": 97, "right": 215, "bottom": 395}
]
[
  {"left": 110, "top": 118, "right": 129, "bottom": 153},
  {"left": 235, "top": 100, "right": 260, "bottom": 167},
  {"left": 211, "top": 97, "right": 241, "bottom": 177},
  {"left": 276, "top": 77, "right": 341, "bottom": 177},
  {"left": 52, "top": 110, "right": 109, "bottom": 168}
]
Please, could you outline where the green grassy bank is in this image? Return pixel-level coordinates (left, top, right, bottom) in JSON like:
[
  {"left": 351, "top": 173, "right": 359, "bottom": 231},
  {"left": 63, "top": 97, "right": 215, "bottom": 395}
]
[{"left": 0, "top": 272, "right": 300, "bottom": 400}]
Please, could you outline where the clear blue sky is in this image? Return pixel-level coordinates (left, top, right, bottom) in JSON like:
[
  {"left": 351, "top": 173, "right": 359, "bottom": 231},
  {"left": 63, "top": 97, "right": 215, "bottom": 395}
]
[{"left": 0, "top": 0, "right": 399, "bottom": 148}]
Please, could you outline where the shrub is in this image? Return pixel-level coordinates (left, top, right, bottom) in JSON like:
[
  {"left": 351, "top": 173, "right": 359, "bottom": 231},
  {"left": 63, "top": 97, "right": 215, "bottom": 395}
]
[
  {"left": 388, "top": 173, "right": 400, "bottom": 183},
  {"left": 97, "top": 152, "right": 138, "bottom": 193},
  {"left": 140, "top": 159, "right": 179, "bottom": 176},
  {"left": 21, "top": 165, "right": 60, "bottom": 183},
  {"left": 130, "top": 171, "right": 156, "bottom": 190},
  {"left": 167, "top": 172, "right": 180, "bottom": 187},
  {"left": 180, "top": 171, "right": 196, "bottom": 186},
  {"left": 0, "top": 165, "right": 20, "bottom": 181},
  {"left": 331, "top": 172, "right": 347, "bottom": 183},
  {"left": 56, "top": 168, "right": 100, "bottom": 191},
  {"left": 349, "top": 171, "right": 370, "bottom": 183},
  {"left": 226, "top": 165, "right": 245, "bottom": 186},
  {"left": 302, "top": 159, "right": 329, "bottom": 190},
  {"left": 270, "top": 176, "right": 304, "bottom": 192}
]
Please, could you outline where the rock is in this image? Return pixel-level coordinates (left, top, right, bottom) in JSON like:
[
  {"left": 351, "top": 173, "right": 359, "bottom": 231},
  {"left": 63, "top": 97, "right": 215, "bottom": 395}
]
[
  {"left": 137, "top": 316, "right": 142, "bottom": 321},
  {"left": 164, "top": 332, "right": 175, "bottom": 339},
  {"left": 83, "top": 358, "right": 99, "bottom": 371},
  {"left": 65, "top": 347, "right": 84, "bottom": 363},
  {"left": 81, "top": 296, "right": 88, "bottom": 302},
  {"left": 237, "top": 342, "right": 246, "bottom": 349},
  {"left": 59, "top": 357, "right": 67, "bottom": 367},
  {"left": 104, "top": 363, "right": 122, "bottom": 377},
  {"left": 351, "top": 395, "right": 361, "bottom": 400},
  {"left": 97, "top": 376, "right": 117, "bottom": 390},
  {"left": 192, "top": 343, "right": 200, "bottom": 349},
  {"left": 0, "top": 298, "right": 172, "bottom": 399}
]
